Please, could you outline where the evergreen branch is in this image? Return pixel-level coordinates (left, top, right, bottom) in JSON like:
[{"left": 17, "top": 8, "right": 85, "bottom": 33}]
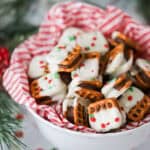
[{"left": 0, "top": 91, "right": 26, "bottom": 150}]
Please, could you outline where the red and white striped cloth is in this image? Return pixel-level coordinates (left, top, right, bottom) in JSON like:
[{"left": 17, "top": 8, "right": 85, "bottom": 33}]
[{"left": 3, "top": 2, "right": 150, "bottom": 133}]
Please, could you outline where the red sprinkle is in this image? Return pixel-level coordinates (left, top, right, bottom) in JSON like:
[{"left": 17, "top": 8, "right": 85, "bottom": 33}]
[
  {"left": 44, "top": 77, "right": 48, "bottom": 80},
  {"left": 104, "top": 44, "right": 109, "bottom": 48},
  {"left": 115, "top": 117, "right": 120, "bottom": 122},
  {"left": 90, "top": 117, "right": 96, "bottom": 122},
  {"left": 101, "top": 123, "right": 106, "bottom": 128},
  {"left": 80, "top": 63, "right": 85, "bottom": 67},
  {"left": 39, "top": 61, "right": 44, "bottom": 64},
  {"left": 48, "top": 80, "right": 52, "bottom": 84},
  {"left": 91, "top": 43, "right": 95, "bottom": 47},
  {"left": 106, "top": 122, "right": 110, "bottom": 126},
  {"left": 128, "top": 96, "right": 133, "bottom": 101},
  {"left": 15, "top": 114, "right": 24, "bottom": 120},
  {"left": 93, "top": 36, "right": 97, "bottom": 40},
  {"left": 73, "top": 73, "right": 79, "bottom": 78}
]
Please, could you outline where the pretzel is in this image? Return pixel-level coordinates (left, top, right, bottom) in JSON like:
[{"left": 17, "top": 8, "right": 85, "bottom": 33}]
[
  {"left": 76, "top": 88, "right": 103, "bottom": 101},
  {"left": 63, "top": 97, "right": 90, "bottom": 126},
  {"left": 31, "top": 80, "right": 42, "bottom": 99},
  {"left": 74, "top": 102, "right": 89, "bottom": 126},
  {"left": 88, "top": 99, "right": 125, "bottom": 132},
  {"left": 107, "top": 44, "right": 124, "bottom": 64},
  {"left": 132, "top": 58, "right": 150, "bottom": 89},
  {"left": 59, "top": 46, "right": 84, "bottom": 72},
  {"left": 30, "top": 73, "right": 67, "bottom": 104},
  {"left": 102, "top": 74, "right": 132, "bottom": 99},
  {"left": 78, "top": 80, "right": 102, "bottom": 91},
  {"left": 88, "top": 98, "right": 120, "bottom": 114},
  {"left": 128, "top": 96, "right": 150, "bottom": 121},
  {"left": 112, "top": 31, "right": 139, "bottom": 50},
  {"left": 84, "top": 52, "right": 101, "bottom": 59}
]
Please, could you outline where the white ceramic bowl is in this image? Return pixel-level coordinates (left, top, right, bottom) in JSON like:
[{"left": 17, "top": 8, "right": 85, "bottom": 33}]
[{"left": 28, "top": 107, "right": 150, "bottom": 150}]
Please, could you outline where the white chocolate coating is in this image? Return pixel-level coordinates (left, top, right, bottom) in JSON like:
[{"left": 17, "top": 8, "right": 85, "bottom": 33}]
[
  {"left": 105, "top": 53, "right": 124, "bottom": 74},
  {"left": 101, "top": 78, "right": 130, "bottom": 99},
  {"left": 77, "top": 31, "right": 109, "bottom": 55},
  {"left": 119, "top": 86, "right": 144, "bottom": 113},
  {"left": 37, "top": 73, "right": 67, "bottom": 102},
  {"left": 136, "top": 58, "right": 150, "bottom": 71},
  {"left": 28, "top": 55, "right": 49, "bottom": 79},
  {"left": 71, "top": 57, "right": 99, "bottom": 80},
  {"left": 113, "top": 53, "right": 133, "bottom": 76},
  {"left": 89, "top": 107, "right": 124, "bottom": 132},
  {"left": 46, "top": 44, "right": 73, "bottom": 72},
  {"left": 59, "top": 27, "right": 84, "bottom": 46}
]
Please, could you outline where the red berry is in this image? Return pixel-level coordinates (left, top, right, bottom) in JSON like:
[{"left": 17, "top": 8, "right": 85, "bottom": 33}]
[
  {"left": 15, "top": 131, "right": 24, "bottom": 138},
  {"left": 15, "top": 113, "right": 24, "bottom": 120}
]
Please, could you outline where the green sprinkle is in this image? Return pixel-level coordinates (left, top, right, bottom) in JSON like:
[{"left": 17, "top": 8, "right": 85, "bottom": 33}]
[
  {"left": 85, "top": 46, "right": 90, "bottom": 51},
  {"left": 56, "top": 47, "right": 61, "bottom": 51},
  {"left": 48, "top": 86, "right": 53, "bottom": 89},
  {"left": 69, "top": 36, "right": 76, "bottom": 41},
  {"left": 54, "top": 72, "right": 59, "bottom": 79},
  {"left": 89, "top": 114, "right": 94, "bottom": 118},
  {"left": 128, "top": 86, "right": 134, "bottom": 92}
]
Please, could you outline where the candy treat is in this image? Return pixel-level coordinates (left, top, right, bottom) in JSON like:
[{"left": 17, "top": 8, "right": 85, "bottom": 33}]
[
  {"left": 30, "top": 73, "right": 67, "bottom": 103},
  {"left": 128, "top": 95, "right": 150, "bottom": 122},
  {"left": 28, "top": 55, "right": 50, "bottom": 79},
  {"left": 108, "top": 39, "right": 118, "bottom": 48},
  {"left": 58, "top": 27, "right": 84, "bottom": 47},
  {"left": 105, "top": 44, "right": 124, "bottom": 75},
  {"left": 101, "top": 74, "right": 132, "bottom": 99},
  {"left": 59, "top": 72, "right": 72, "bottom": 85},
  {"left": 47, "top": 45, "right": 84, "bottom": 72},
  {"left": 71, "top": 52, "right": 101, "bottom": 80},
  {"left": 119, "top": 86, "right": 150, "bottom": 121},
  {"left": 63, "top": 96, "right": 91, "bottom": 126},
  {"left": 132, "top": 58, "right": 150, "bottom": 89},
  {"left": 105, "top": 44, "right": 134, "bottom": 76},
  {"left": 88, "top": 98, "right": 126, "bottom": 132},
  {"left": 58, "top": 45, "right": 84, "bottom": 72},
  {"left": 28, "top": 28, "right": 150, "bottom": 132},
  {"left": 77, "top": 31, "right": 109, "bottom": 55},
  {"left": 67, "top": 78, "right": 103, "bottom": 101},
  {"left": 76, "top": 80, "right": 103, "bottom": 101},
  {"left": 112, "top": 31, "right": 139, "bottom": 50}
]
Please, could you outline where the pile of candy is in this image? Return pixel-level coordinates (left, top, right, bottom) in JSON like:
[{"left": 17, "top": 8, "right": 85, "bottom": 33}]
[{"left": 28, "top": 27, "right": 150, "bottom": 132}]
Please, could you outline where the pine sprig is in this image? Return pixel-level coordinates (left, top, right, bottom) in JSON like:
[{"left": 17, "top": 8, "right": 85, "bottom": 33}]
[{"left": 0, "top": 91, "right": 26, "bottom": 150}]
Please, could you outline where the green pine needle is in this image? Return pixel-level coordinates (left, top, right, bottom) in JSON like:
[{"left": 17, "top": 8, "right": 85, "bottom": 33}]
[{"left": 0, "top": 91, "right": 26, "bottom": 150}]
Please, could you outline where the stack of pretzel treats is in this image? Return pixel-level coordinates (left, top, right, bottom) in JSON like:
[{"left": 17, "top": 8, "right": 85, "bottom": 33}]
[{"left": 28, "top": 27, "right": 150, "bottom": 132}]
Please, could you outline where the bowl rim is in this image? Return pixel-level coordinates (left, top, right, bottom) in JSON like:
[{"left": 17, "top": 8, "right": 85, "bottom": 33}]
[{"left": 27, "top": 107, "right": 150, "bottom": 137}]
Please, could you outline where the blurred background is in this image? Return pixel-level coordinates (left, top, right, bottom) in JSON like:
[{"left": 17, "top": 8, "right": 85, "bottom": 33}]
[{"left": 0, "top": 0, "right": 149, "bottom": 51}]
